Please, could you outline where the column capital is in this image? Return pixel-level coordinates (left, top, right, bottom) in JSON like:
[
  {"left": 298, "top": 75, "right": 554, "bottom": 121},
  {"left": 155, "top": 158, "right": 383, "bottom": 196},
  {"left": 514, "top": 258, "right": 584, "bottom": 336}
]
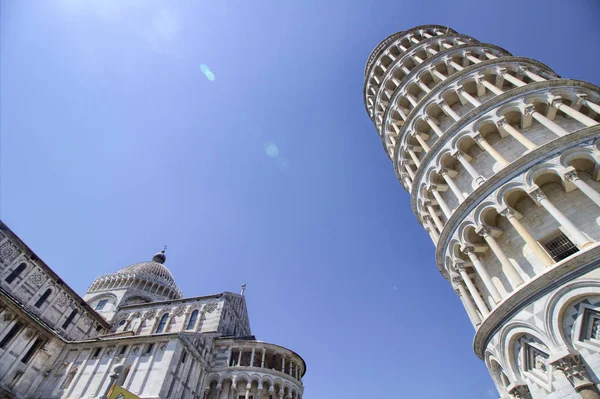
[
  {"left": 550, "top": 353, "right": 595, "bottom": 390},
  {"left": 528, "top": 187, "right": 547, "bottom": 204},
  {"left": 438, "top": 99, "right": 448, "bottom": 108},
  {"left": 451, "top": 149, "right": 464, "bottom": 160},
  {"left": 451, "top": 276, "right": 462, "bottom": 285},
  {"left": 462, "top": 245, "right": 476, "bottom": 255},
  {"left": 499, "top": 206, "right": 518, "bottom": 218},
  {"left": 508, "top": 384, "right": 532, "bottom": 399},
  {"left": 522, "top": 104, "right": 535, "bottom": 116},
  {"left": 400, "top": 159, "right": 411, "bottom": 166},
  {"left": 453, "top": 261, "right": 466, "bottom": 273},
  {"left": 564, "top": 169, "right": 579, "bottom": 182},
  {"left": 576, "top": 93, "right": 589, "bottom": 105},
  {"left": 423, "top": 200, "right": 433, "bottom": 207},
  {"left": 549, "top": 95, "right": 564, "bottom": 109},
  {"left": 476, "top": 225, "right": 493, "bottom": 237},
  {"left": 472, "top": 133, "right": 485, "bottom": 143},
  {"left": 437, "top": 167, "right": 449, "bottom": 176},
  {"left": 454, "top": 288, "right": 462, "bottom": 297},
  {"left": 475, "top": 74, "right": 485, "bottom": 85},
  {"left": 427, "top": 183, "right": 438, "bottom": 191},
  {"left": 496, "top": 117, "right": 508, "bottom": 128},
  {"left": 496, "top": 66, "right": 508, "bottom": 76}
]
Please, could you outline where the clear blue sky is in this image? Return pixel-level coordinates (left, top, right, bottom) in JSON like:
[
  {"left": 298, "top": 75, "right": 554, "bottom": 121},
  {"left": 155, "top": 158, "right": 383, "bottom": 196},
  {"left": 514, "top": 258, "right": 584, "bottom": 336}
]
[{"left": 1, "top": 1, "right": 599, "bottom": 398}]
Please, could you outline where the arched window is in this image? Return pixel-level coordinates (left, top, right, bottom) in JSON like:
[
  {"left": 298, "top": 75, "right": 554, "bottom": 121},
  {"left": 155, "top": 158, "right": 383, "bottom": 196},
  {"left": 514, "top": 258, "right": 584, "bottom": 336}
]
[
  {"left": 186, "top": 310, "right": 199, "bottom": 330},
  {"left": 5, "top": 263, "right": 26, "bottom": 284},
  {"left": 155, "top": 313, "right": 169, "bottom": 333},
  {"left": 34, "top": 289, "right": 52, "bottom": 308}
]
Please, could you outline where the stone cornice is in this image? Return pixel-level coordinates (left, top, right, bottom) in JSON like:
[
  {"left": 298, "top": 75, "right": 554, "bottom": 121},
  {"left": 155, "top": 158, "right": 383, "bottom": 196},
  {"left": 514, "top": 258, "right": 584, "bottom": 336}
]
[
  {"left": 473, "top": 244, "right": 600, "bottom": 359},
  {"left": 433, "top": 124, "right": 600, "bottom": 272},
  {"left": 391, "top": 59, "right": 560, "bottom": 175}
]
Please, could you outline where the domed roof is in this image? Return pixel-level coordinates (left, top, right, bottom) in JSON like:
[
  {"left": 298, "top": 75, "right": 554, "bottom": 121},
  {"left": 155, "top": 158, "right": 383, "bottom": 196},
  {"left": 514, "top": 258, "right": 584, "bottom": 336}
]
[{"left": 114, "top": 260, "right": 175, "bottom": 285}]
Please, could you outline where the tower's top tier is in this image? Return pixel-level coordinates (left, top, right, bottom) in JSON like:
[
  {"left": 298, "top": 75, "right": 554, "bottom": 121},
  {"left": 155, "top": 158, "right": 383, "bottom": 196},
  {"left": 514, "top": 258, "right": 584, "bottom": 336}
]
[{"left": 364, "top": 24, "right": 457, "bottom": 78}]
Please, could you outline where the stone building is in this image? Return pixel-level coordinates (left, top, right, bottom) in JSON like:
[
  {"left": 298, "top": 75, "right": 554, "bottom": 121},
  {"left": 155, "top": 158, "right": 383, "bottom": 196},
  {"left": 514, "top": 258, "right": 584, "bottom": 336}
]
[
  {"left": 364, "top": 24, "right": 600, "bottom": 398},
  {"left": 0, "top": 220, "right": 305, "bottom": 399}
]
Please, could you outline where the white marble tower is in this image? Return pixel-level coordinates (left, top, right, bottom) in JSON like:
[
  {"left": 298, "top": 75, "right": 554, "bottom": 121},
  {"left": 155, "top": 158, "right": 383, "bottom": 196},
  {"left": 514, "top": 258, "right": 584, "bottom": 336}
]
[{"left": 364, "top": 25, "right": 600, "bottom": 398}]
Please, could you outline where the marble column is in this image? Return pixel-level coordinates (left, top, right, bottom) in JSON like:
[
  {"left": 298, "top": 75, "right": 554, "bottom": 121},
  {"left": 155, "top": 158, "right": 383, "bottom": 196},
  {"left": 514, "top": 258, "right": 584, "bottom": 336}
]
[
  {"left": 463, "top": 246, "right": 502, "bottom": 303},
  {"left": 499, "top": 207, "right": 553, "bottom": 267},
  {"left": 496, "top": 118, "right": 537, "bottom": 151},
  {"left": 566, "top": 170, "right": 600, "bottom": 209},
  {"left": 477, "top": 226, "right": 524, "bottom": 289},
  {"left": 453, "top": 279, "right": 482, "bottom": 325},
  {"left": 453, "top": 150, "right": 485, "bottom": 186},
  {"left": 455, "top": 263, "right": 490, "bottom": 317},
  {"left": 529, "top": 188, "right": 594, "bottom": 248},
  {"left": 473, "top": 134, "right": 509, "bottom": 167}
]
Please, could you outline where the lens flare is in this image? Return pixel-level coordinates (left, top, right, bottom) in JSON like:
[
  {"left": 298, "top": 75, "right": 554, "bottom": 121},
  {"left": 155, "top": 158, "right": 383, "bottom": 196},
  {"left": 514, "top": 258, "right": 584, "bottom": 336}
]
[
  {"left": 264, "top": 142, "right": 279, "bottom": 158},
  {"left": 200, "top": 64, "right": 215, "bottom": 81}
]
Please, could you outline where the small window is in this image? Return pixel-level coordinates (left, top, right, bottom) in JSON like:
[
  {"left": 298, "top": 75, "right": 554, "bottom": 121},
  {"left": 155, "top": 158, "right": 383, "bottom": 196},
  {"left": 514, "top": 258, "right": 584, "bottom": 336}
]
[
  {"left": 34, "top": 289, "right": 52, "bottom": 308},
  {"left": 540, "top": 231, "right": 579, "bottom": 262},
  {"left": 95, "top": 300, "right": 108, "bottom": 310},
  {"left": 21, "top": 338, "right": 43, "bottom": 364},
  {"left": 155, "top": 313, "right": 169, "bottom": 334},
  {"left": 5, "top": 263, "right": 26, "bottom": 284},
  {"left": 95, "top": 325, "right": 102, "bottom": 332},
  {"left": 186, "top": 310, "right": 199, "bottom": 330},
  {"left": 92, "top": 348, "right": 101, "bottom": 358},
  {"left": 144, "top": 343, "right": 154, "bottom": 355},
  {"left": 118, "top": 319, "right": 127, "bottom": 327},
  {"left": 119, "top": 346, "right": 127, "bottom": 355},
  {"left": 0, "top": 323, "right": 23, "bottom": 348},
  {"left": 181, "top": 351, "right": 187, "bottom": 364},
  {"left": 62, "top": 309, "right": 78, "bottom": 330}
]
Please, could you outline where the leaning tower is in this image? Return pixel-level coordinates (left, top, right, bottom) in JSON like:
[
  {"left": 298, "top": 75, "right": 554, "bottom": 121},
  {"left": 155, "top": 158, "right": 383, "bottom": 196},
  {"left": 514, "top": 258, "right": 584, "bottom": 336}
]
[{"left": 364, "top": 25, "right": 600, "bottom": 398}]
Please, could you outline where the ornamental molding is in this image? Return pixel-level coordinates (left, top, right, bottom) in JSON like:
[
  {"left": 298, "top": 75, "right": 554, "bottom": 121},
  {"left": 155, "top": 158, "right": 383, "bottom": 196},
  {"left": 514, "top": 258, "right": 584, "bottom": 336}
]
[
  {"left": 28, "top": 271, "right": 44, "bottom": 288},
  {"left": 0, "top": 242, "right": 19, "bottom": 264}
]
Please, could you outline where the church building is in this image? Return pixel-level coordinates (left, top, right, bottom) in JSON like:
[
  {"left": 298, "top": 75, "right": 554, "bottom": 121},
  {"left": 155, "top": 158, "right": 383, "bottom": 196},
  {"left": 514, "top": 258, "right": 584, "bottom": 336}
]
[{"left": 0, "top": 220, "right": 305, "bottom": 399}]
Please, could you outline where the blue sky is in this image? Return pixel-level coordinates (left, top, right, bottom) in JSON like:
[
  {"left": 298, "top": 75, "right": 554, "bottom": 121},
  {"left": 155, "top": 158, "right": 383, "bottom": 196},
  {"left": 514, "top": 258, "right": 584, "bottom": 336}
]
[{"left": 1, "top": 1, "right": 599, "bottom": 398}]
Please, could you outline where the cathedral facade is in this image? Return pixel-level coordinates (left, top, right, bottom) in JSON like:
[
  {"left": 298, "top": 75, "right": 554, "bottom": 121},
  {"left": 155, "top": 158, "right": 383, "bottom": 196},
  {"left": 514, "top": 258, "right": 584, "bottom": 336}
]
[
  {"left": 0, "top": 220, "right": 305, "bottom": 399},
  {"left": 364, "top": 25, "right": 600, "bottom": 398}
]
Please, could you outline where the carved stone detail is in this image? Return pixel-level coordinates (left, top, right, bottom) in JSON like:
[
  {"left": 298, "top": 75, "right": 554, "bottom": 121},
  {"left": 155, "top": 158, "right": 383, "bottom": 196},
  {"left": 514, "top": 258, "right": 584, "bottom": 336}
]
[
  {"left": 204, "top": 302, "right": 218, "bottom": 314},
  {"left": 56, "top": 292, "right": 69, "bottom": 309},
  {"left": 508, "top": 384, "right": 532, "bottom": 399},
  {"left": 28, "top": 272, "right": 44, "bottom": 288},
  {"left": 0, "top": 242, "right": 19, "bottom": 264},
  {"left": 551, "top": 354, "right": 594, "bottom": 390}
]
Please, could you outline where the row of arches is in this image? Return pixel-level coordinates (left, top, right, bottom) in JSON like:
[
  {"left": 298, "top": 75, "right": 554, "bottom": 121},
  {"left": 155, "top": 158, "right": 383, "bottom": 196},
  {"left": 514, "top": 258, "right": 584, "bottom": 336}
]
[
  {"left": 412, "top": 85, "right": 600, "bottom": 246},
  {"left": 364, "top": 26, "right": 456, "bottom": 99},
  {"left": 442, "top": 141, "right": 600, "bottom": 325},
  {"left": 392, "top": 57, "right": 558, "bottom": 165},
  {"left": 369, "top": 34, "right": 484, "bottom": 131},
  {"left": 205, "top": 372, "right": 302, "bottom": 399}
]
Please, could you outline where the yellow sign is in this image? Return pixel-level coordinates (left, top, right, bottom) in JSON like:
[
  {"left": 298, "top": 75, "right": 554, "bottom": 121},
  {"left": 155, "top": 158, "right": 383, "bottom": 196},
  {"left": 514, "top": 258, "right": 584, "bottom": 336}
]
[{"left": 108, "top": 385, "right": 140, "bottom": 399}]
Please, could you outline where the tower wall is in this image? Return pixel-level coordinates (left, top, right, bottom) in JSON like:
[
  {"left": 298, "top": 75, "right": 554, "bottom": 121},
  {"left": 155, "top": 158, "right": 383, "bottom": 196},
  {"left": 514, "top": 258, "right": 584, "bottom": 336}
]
[{"left": 365, "top": 25, "right": 600, "bottom": 398}]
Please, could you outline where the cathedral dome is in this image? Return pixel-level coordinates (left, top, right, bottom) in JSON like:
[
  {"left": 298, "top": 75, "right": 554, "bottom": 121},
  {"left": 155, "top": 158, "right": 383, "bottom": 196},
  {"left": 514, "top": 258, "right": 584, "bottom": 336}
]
[
  {"left": 113, "top": 261, "right": 175, "bottom": 285},
  {"left": 88, "top": 250, "right": 183, "bottom": 299}
]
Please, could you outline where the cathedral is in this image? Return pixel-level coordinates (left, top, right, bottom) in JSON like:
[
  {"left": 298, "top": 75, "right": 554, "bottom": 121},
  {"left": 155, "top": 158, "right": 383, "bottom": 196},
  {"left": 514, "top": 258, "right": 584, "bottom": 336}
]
[
  {"left": 0, "top": 220, "right": 305, "bottom": 399},
  {"left": 364, "top": 25, "right": 600, "bottom": 398}
]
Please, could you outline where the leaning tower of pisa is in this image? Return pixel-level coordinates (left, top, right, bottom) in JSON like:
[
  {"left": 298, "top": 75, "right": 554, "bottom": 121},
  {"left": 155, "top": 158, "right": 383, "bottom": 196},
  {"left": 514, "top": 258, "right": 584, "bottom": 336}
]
[{"left": 364, "top": 25, "right": 600, "bottom": 398}]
